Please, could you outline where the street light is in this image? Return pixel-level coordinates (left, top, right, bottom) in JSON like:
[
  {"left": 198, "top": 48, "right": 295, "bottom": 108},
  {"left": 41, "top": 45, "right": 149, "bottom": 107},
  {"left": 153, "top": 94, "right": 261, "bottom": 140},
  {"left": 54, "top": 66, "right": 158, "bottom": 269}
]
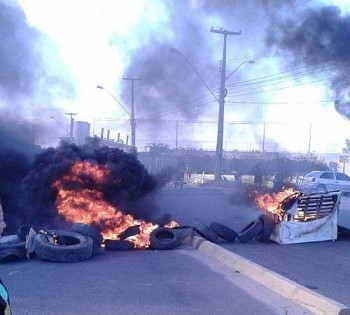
[
  {"left": 226, "top": 60, "right": 255, "bottom": 81},
  {"left": 214, "top": 59, "right": 254, "bottom": 181},
  {"left": 96, "top": 85, "right": 136, "bottom": 148},
  {"left": 169, "top": 47, "right": 253, "bottom": 181},
  {"left": 50, "top": 116, "right": 69, "bottom": 136},
  {"left": 169, "top": 47, "right": 219, "bottom": 103}
]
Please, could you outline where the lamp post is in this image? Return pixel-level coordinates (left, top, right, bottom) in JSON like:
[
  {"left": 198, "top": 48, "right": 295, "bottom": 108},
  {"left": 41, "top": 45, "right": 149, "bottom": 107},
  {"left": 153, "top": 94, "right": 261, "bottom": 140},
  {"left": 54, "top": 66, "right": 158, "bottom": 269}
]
[
  {"left": 214, "top": 59, "right": 254, "bottom": 181},
  {"left": 226, "top": 60, "right": 255, "bottom": 81},
  {"left": 169, "top": 47, "right": 253, "bottom": 180},
  {"left": 96, "top": 85, "right": 136, "bottom": 148}
]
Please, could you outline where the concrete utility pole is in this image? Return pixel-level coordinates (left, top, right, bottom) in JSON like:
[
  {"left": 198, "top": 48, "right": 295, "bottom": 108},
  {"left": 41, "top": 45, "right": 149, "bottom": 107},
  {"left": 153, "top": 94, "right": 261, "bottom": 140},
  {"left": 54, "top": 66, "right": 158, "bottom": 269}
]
[
  {"left": 210, "top": 27, "right": 241, "bottom": 181},
  {"left": 123, "top": 77, "right": 141, "bottom": 148},
  {"left": 308, "top": 123, "right": 312, "bottom": 153},
  {"left": 65, "top": 112, "right": 77, "bottom": 140}
]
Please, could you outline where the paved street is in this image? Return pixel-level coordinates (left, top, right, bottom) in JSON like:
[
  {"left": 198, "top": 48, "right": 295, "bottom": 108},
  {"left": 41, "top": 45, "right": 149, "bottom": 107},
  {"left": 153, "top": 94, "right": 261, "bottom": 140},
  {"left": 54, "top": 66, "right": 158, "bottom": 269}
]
[
  {"left": 2, "top": 185, "right": 350, "bottom": 314},
  {"left": 156, "top": 186, "right": 350, "bottom": 307},
  {"left": 1, "top": 247, "right": 310, "bottom": 315}
]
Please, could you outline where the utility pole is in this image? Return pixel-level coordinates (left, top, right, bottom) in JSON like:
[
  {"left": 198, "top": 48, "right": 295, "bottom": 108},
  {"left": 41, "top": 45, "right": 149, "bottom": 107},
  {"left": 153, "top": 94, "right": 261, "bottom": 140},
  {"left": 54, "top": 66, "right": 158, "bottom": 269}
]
[
  {"left": 65, "top": 112, "right": 77, "bottom": 141},
  {"left": 123, "top": 77, "right": 141, "bottom": 149},
  {"left": 308, "top": 123, "right": 312, "bottom": 153},
  {"left": 175, "top": 120, "right": 179, "bottom": 150},
  {"left": 262, "top": 122, "right": 266, "bottom": 153},
  {"left": 210, "top": 27, "right": 241, "bottom": 181}
]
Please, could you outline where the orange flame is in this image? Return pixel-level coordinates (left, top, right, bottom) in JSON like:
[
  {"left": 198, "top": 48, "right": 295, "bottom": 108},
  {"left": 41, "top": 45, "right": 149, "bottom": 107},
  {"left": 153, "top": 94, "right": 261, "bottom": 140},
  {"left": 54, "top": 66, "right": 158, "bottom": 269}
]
[
  {"left": 248, "top": 187, "right": 299, "bottom": 217},
  {"left": 51, "top": 161, "right": 178, "bottom": 249}
]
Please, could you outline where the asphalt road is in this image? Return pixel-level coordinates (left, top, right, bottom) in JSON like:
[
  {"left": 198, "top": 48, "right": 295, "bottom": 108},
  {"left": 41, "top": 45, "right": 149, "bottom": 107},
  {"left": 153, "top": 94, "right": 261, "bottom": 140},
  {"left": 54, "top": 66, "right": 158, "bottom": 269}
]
[
  {"left": 2, "top": 184, "right": 349, "bottom": 314},
  {"left": 156, "top": 185, "right": 350, "bottom": 308},
  {"left": 1, "top": 247, "right": 310, "bottom": 315}
]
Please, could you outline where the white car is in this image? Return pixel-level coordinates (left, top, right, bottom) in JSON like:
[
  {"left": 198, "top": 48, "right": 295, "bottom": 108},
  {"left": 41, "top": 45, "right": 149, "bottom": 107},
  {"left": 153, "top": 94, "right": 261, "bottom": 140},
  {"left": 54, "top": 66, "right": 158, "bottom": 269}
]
[{"left": 299, "top": 171, "right": 350, "bottom": 194}]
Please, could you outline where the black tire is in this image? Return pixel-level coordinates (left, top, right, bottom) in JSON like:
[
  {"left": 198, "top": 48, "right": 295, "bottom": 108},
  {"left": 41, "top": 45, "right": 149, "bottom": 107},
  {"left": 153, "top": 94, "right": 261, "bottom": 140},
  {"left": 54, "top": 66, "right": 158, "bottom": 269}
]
[
  {"left": 0, "top": 246, "right": 26, "bottom": 263},
  {"left": 119, "top": 225, "right": 140, "bottom": 241},
  {"left": 209, "top": 222, "right": 238, "bottom": 242},
  {"left": 192, "top": 221, "right": 218, "bottom": 243},
  {"left": 34, "top": 230, "right": 93, "bottom": 263},
  {"left": 0, "top": 237, "right": 26, "bottom": 263},
  {"left": 238, "top": 219, "right": 264, "bottom": 243},
  {"left": 257, "top": 214, "right": 275, "bottom": 243},
  {"left": 17, "top": 224, "right": 37, "bottom": 241},
  {"left": 71, "top": 223, "right": 103, "bottom": 245},
  {"left": 149, "top": 227, "right": 181, "bottom": 250},
  {"left": 170, "top": 225, "right": 193, "bottom": 243},
  {"left": 104, "top": 239, "right": 134, "bottom": 251},
  {"left": 0, "top": 235, "right": 22, "bottom": 249}
]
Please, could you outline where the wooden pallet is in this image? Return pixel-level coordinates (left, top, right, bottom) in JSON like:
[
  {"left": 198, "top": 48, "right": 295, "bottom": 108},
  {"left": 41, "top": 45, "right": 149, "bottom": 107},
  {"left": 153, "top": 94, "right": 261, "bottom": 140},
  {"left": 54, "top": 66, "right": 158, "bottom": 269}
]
[{"left": 271, "top": 191, "right": 341, "bottom": 244}]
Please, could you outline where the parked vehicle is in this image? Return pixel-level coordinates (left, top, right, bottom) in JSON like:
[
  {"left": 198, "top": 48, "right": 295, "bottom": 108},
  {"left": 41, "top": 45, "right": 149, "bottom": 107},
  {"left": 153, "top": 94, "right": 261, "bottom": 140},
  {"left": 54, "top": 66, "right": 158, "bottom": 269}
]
[{"left": 299, "top": 171, "right": 350, "bottom": 194}]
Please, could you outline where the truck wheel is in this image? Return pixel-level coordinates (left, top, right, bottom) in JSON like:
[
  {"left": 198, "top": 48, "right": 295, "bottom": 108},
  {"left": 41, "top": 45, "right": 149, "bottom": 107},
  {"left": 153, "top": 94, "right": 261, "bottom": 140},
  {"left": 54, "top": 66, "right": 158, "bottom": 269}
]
[
  {"left": 209, "top": 222, "right": 238, "bottom": 242},
  {"left": 34, "top": 230, "right": 93, "bottom": 263}
]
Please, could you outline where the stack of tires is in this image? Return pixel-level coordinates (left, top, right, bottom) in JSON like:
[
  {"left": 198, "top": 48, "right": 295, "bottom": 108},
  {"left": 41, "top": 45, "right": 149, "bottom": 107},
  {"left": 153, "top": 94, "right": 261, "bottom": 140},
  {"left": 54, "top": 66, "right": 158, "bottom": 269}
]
[
  {"left": 0, "top": 224, "right": 37, "bottom": 263},
  {"left": 33, "top": 224, "right": 103, "bottom": 263},
  {"left": 190, "top": 213, "right": 275, "bottom": 244},
  {"left": 238, "top": 213, "right": 275, "bottom": 243}
]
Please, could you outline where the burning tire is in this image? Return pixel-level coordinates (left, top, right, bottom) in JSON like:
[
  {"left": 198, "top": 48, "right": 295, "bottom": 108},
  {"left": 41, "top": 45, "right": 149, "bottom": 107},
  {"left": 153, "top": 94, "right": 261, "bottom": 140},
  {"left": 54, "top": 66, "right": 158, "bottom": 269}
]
[
  {"left": 209, "top": 222, "right": 238, "bottom": 242},
  {"left": 257, "top": 214, "right": 275, "bottom": 243},
  {"left": 71, "top": 223, "right": 103, "bottom": 245},
  {"left": 238, "top": 219, "right": 264, "bottom": 243},
  {"left": 192, "top": 221, "right": 218, "bottom": 243},
  {"left": 149, "top": 227, "right": 181, "bottom": 250},
  {"left": 34, "top": 230, "right": 93, "bottom": 263}
]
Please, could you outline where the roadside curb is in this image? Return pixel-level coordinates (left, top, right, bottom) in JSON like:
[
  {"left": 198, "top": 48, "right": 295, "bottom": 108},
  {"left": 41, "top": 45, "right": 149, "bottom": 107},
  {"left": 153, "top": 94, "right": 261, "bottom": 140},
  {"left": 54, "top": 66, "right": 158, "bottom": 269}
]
[{"left": 192, "top": 236, "right": 350, "bottom": 315}]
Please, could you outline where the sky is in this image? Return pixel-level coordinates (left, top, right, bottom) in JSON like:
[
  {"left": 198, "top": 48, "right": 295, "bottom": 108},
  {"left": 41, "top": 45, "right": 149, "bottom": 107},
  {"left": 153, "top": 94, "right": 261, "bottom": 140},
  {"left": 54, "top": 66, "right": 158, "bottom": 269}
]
[{"left": 1, "top": 0, "right": 350, "bottom": 154}]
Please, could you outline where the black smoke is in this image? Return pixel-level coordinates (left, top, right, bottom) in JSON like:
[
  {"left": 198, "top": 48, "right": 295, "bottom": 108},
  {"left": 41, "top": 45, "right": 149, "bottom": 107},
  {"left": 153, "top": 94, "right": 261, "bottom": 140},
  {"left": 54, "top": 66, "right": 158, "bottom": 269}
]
[
  {"left": 115, "top": 1, "right": 306, "bottom": 146},
  {"left": 0, "top": 118, "right": 43, "bottom": 234},
  {"left": 265, "top": 4, "right": 350, "bottom": 119},
  {"left": 17, "top": 142, "right": 168, "bottom": 232},
  {"left": 118, "top": 2, "right": 218, "bottom": 126},
  {"left": 0, "top": 0, "right": 74, "bottom": 152},
  {"left": 0, "top": 0, "right": 74, "bottom": 104}
]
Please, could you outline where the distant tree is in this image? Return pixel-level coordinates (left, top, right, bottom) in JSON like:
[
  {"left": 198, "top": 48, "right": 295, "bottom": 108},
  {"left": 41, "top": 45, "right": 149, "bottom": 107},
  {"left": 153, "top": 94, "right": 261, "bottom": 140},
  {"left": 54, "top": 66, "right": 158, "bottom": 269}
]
[
  {"left": 147, "top": 143, "right": 170, "bottom": 154},
  {"left": 328, "top": 161, "right": 339, "bottom": 172},
  {"left": 342, "top": 139, "right": 350, "bottom": 153},
  {"left": 294, "top": 152, "right": 328, "bottom": 173}
]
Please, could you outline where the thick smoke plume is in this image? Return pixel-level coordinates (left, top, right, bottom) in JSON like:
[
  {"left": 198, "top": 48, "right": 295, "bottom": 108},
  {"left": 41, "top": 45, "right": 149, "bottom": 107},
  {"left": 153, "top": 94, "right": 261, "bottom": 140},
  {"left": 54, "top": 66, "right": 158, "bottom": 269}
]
[
  {"left": 2, "top": 142, "right": 168, "bottom": 234},
  {"left": 266, "top": 5, "right": 350, "bottom": 119},
  {"left": 119, "top": 2, "right": 218, "bottom": 126},
  {"left": 0, "top": 118, "right": 42, "bottom": 233},
  {"left": 0, "top": 0, "right": 74, "bottom": 150},
  {"left": 0, "top": 0, "right": 73, "bottom": 105}
]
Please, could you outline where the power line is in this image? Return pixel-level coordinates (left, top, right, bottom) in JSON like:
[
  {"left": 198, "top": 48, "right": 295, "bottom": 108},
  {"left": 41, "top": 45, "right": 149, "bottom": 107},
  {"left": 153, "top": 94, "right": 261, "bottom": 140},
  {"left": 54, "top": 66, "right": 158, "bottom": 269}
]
[
  {"left": 225, "top": 76, "right": 334, "bottom": 98},
  {"left": 225, "top": 64, "right": 338, "bottom": 90},
  {"left": 225, "top": 100, "right": 333, "bottom": 105}
]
